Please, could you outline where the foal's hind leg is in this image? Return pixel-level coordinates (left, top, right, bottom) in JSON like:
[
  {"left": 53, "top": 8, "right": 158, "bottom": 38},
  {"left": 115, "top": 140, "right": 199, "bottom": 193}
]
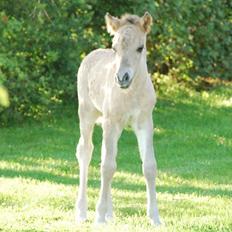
[{"left": 76, "top": 105, "right": 97, "bottom": 222}]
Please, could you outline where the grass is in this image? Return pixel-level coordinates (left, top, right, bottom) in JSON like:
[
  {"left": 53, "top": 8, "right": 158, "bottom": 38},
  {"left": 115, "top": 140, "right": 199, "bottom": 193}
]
[{"left": 0, "top": 82, "right": 232, "bottom": 231}]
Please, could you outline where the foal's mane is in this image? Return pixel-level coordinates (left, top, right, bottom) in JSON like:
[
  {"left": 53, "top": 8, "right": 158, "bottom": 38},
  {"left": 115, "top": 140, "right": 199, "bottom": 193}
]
[{"left": 120, "top": 14, "right": 141, "bottom": 28}]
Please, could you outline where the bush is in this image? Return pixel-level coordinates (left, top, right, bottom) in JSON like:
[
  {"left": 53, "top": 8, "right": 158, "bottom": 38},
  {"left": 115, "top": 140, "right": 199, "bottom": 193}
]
[
  {"left": 0, "top": 0, "right": 231, "bottom": 124},
  {"left": 149, "top": 0, "right": 232, "bottom": 79},
  {"left": 0, "top": 1, "right": 99, "bottom": 124}
]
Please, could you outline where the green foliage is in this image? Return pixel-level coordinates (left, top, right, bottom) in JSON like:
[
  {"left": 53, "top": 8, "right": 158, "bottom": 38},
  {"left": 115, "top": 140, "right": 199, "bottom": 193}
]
[
  {"left": 0, "top": 0, "right": 231, "bottom": 124},
  {"left": 148, "top": 0, "right": 232, "bottom": 80},
  {"left": 0, "top": 0, "right": 98, "bottom": 124}
]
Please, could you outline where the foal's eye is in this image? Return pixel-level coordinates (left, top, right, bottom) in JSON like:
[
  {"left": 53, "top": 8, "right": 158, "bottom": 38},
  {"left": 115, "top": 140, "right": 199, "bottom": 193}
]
[{"left": 136, "top": 46, "right": 144, "bottom": 53}]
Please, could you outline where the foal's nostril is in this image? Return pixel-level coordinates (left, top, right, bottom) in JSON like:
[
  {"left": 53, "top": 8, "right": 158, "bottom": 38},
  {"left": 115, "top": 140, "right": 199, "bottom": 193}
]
[{"left": 123, "top": 73, "right": 129, "bottom": 82}]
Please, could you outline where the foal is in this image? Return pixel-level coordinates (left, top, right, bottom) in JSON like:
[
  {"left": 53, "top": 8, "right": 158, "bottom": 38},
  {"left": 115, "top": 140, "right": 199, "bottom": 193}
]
[{"left": 76, "top": 12, "right": 161, "bottom": 225}]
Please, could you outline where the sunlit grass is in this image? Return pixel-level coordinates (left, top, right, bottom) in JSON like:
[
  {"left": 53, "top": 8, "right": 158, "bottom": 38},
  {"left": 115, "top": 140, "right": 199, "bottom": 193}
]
[{"left": 0, "top": 83, "right": 232, "bottom": 231}]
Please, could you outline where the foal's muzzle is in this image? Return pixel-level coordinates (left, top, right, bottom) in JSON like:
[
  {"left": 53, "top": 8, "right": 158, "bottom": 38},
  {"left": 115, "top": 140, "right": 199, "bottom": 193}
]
[{"left": 115, "top": 72, "right": 132, "bottom": 89}]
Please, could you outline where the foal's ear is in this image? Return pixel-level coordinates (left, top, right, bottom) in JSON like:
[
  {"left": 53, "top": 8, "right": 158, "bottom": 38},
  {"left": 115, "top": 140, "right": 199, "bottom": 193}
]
[
  {"left": 105, "top": 13, "right": 121, "bottom": 35},
  {"left": 141, "top": 12, "right": 153, "bottom": 33}
]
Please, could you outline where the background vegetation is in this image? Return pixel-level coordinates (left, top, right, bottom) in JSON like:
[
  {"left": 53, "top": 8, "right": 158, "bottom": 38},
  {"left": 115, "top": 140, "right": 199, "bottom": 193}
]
[
  {"left": 1, "top": 1, "right": 232, "bottom": 231},
  {"left": 0, "top": 0, "right": 231, "bottom": 124}
]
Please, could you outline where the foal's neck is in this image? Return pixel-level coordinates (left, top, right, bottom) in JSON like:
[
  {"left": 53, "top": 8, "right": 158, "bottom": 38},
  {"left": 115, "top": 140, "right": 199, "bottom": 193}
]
[{"left": 137, "top": 54, "right": 149, "bottom": 80}]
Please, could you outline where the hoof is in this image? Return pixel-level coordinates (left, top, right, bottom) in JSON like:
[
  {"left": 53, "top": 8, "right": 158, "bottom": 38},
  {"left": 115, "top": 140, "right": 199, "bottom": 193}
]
[
  {"left": 150, "top": 218, "right": 165, "bottom": 227},
  {"left": 76, "top": 211, "right": 87, "bottom": 223},
  {"left": 95, "top": 214, "right": 106, "bottom": 224},
  {"left": 105, "top": 211, "right": 114, "bottom": 222},
  {"left": 76, "top": 216, "right": 87, "bottom": 223},
  {"left": 105, "top": 215, "right": 114, "bottom": 222}
]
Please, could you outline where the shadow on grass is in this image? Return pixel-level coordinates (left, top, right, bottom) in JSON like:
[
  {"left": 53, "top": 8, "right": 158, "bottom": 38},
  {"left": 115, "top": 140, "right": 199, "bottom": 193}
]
[
  {"left": 0, "top": 166, "right": 144, "bottom": 192},
  {"left": 157, "top": 185, "right": 232, "bottom": 198},
  {"left": 0, "top": 168, "right": 78, "bottom": 185},
  {"left": 1, "top": 167, "right": 231, "bottom": 199}
]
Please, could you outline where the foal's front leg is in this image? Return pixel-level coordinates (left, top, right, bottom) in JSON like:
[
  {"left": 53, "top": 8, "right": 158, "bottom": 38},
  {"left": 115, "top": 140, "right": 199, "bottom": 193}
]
[
  {"left": 96, "top": 119, "right": 122, "bottom": 223},
  {"left": 133, "top": 115, "right": 161, "bottom": 225},
  {"left": 76, "top": 109, "right": 96, "bottom": 222}
]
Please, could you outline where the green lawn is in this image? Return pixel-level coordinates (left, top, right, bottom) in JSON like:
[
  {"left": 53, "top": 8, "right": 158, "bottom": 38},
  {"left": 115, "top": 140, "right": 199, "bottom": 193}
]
[{"left": 0, "top": 84, "right": 232, "bottom": 231}]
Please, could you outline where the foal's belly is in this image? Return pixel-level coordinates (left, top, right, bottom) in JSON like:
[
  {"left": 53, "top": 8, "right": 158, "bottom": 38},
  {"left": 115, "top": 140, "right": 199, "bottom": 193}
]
[{"left": 95, "top": 107, "right": 141, "bottom": 128}]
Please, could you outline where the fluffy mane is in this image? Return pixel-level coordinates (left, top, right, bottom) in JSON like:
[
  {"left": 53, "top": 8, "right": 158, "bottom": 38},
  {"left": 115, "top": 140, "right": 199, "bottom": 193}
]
[
  {"left": 105, "top": 12, "right": 153, "bottom": 35},
  {"left": 120, "top": 14, "right": 141, "bottom": 27}
]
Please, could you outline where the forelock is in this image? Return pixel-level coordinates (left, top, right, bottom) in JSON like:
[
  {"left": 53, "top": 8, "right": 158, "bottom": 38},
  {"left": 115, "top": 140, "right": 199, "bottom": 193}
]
[{"left": 120, "top": 14, "right": 141, "bottom": 27}]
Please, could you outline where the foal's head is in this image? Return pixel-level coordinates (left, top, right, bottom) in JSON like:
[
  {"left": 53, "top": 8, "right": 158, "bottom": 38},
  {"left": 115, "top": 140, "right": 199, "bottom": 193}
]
[{"left": 105, "top": 12, "right": 153, "bottom": 89}]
